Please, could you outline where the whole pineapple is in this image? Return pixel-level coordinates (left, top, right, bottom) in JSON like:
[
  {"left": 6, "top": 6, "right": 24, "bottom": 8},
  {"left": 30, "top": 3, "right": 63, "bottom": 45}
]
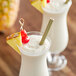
[{"left": 0, "top": 0, "right": 20, "bottom": 31}]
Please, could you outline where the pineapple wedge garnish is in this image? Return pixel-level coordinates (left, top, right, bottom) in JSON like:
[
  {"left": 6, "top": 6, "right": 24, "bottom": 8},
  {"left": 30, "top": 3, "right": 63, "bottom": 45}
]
[
  {"left": 41, "top": 0, "right": 47, "bottom": 7},
  {"left": 6, "top": 32, "right": 22, "bottom": 54},
  {"left": 31, "top": 0, "right": 43, "bottom": 13},
  {"left": 30, "top": 0, "right": 47, "bottom": 13}
]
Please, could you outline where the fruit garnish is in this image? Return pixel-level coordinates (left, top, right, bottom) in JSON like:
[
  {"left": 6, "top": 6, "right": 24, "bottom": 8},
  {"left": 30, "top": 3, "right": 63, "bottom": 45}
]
[
  {"left": 47, "top": 0, "right": 50, "bottom": 3},
  {"left": 41, "top": 0, "right": 47, "bottom": 7},
  {"left": 6, "top": 18, "right": 30, "bottom": 54},
  {"left": 6, "top": 32, "right": 22, "bottom": 54},
  {"left": 30, "top": 0, "right": 49, "bottom": 13},
  {"left": 19, "top": 18, "right": 30, "bottom": 44},
  {"left": 31, "top": 0, "right": 43, "bottom": 13},
  {"left": 21, "top": 30, "right": 30, "bottom": 44}
]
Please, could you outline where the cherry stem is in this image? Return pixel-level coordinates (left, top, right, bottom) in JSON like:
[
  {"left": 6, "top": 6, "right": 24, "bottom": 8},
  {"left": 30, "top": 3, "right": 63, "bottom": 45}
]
[{"left": 19, "top": 18, "right": 24, "bottom": 30}]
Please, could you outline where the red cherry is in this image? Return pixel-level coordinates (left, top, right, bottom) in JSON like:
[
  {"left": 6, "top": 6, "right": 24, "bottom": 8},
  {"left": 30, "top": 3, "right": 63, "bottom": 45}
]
[
  {"left": 21, "top": 30, "right": 27, "bottom": 38},
  {"left": 22, "top": 37, "right": 30, "bottom": 44},
  {"left": 21, "top": 30, "right": 30, "bottom": 44},
  {"left": 47, "top": 0, "right": 50, "bottom": 3}
]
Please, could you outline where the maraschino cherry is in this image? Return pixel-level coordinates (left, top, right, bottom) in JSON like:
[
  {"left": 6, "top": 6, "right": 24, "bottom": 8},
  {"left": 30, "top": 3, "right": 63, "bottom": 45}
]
[
  {"left": 19, "top": 18, "right": 30, "bottom": 44},
  {"left": 47, "top": 0, "right": 50, "bottom": 3}
]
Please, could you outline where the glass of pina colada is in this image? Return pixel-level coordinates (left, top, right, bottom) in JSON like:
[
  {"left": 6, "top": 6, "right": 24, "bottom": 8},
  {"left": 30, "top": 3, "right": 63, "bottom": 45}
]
[
  {"left": 19, "top": 31, "right": 51, "bottom": 76},
  {"left": 6, "top": 19, "right": 53, "bottom": 76},
  {"left": 41, "top": 0, "right": 72, "bottom": 71}
]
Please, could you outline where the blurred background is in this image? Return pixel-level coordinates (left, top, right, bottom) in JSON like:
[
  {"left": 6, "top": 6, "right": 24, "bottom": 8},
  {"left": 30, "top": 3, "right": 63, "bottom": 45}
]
[{"left": 0, "top": 0, "right": 76, "bottom": 76}]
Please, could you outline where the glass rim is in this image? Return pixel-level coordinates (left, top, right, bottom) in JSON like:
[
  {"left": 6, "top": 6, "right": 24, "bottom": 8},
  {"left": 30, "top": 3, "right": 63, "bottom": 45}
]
[
  {"left": 27, "top": 31, "right": 43, "bottom": 35},
  {"left": 42, "top": 0, "right": 72, "bottom": 14},
  {"left": 19, "top": 31, "right": 51, "bottom": 57},
  {"left": 27, "top": 31, "right": 51, "bottom": 44}
]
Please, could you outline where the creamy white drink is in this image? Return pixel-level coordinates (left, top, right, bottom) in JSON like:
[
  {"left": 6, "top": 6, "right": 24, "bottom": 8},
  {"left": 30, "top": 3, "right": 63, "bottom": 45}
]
[
  {"left": 19, "top": 32, "right": 50, "bottom": 76},
  {"left": 41, "top": 0, "right": 72, "bottom": 53}
]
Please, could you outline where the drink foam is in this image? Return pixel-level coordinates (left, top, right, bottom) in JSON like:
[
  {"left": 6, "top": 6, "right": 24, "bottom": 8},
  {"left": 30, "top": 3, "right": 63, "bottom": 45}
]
[
  {"left": 20, "top": 35, "right": 50, "bottom": 56},
  {"left": 43, "top": 0, "right": 72, "bottom": 13}
]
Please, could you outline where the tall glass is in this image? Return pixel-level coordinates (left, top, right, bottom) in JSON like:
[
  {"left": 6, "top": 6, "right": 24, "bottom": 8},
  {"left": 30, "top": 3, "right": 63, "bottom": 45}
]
[
  {"left": 41, "top": 0, "right": 72, "bottom": 71},
  {"left": 18, "top": 32, "right": 51, "bottom": 76}
]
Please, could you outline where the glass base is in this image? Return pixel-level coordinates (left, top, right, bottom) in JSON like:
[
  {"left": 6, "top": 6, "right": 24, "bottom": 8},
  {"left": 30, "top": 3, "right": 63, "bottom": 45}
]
[{"left": 47, "top": 54, "right": 67, "bottom": 71}]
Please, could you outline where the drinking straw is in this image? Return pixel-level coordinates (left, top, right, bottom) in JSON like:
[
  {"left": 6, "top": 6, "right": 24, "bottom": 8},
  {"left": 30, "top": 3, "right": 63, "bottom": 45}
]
[
  {"left": 39, "top": 19, "right": 53, "bottom": 45},
  {"left": 65, "top": 0, "right": 69, "bottom": 4}
]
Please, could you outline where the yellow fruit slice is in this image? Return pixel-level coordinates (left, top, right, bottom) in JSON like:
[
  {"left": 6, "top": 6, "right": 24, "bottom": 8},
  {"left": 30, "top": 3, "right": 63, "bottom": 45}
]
[
  {"left": 6, "top": 32, "right": 22, "bottom": 54},
  {"left": 31, "top": 0, "right": 43, "bottom": 13},
  {"left": 30, "top": 0, "right": 47, "bottom": 13},
  {"left": 41, "top": 0, "right": 47, "bottom": 7}
]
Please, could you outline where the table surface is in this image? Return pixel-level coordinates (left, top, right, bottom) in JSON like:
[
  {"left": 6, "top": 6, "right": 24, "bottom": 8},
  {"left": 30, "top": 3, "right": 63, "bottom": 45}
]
[{"left": 0, "top": 0, "right": 76, "bottom": 76}]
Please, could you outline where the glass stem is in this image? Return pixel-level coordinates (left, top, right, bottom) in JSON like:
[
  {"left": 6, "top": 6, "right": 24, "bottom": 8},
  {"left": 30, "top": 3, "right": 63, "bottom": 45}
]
[
  {"left": 51, "top": 54, "right": 59, "bottom": 64},
  {"left": 47, "top": 52, "right": 59, "bottom": 64}
]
